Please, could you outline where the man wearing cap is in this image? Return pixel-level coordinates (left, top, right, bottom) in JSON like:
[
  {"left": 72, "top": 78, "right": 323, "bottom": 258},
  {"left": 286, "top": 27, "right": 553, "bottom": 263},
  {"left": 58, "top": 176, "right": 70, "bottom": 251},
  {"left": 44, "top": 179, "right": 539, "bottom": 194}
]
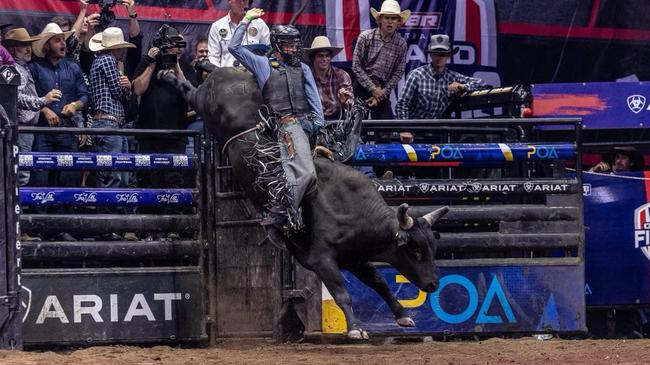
[
  {"left": 305, "top": 36, "right": 353, "bottom": 120},
  {"left": 88, "top": 27, "right": 134, "bottom": 190},
  {"left": 2, "top": 28, "right": 62, "bottom": 186},
  {"left": 396, "top": 34, "right": 485, "bottom": 121},
  {"left": 0, "top": 23, "right": 15, "bottom": 65},
  {"left": 352, "top": 0, "right": 409, "bottom": 119},
  {"left": 208, "top": 0, "right": 269, "bottom": 67}
]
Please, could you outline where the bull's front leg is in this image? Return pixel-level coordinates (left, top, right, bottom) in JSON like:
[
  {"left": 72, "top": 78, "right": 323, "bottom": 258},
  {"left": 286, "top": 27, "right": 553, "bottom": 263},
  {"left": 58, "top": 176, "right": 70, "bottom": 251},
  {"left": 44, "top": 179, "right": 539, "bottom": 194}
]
[
  {"left": 310, "top": 258, "right": 368, "bottom": 340},
  {"left": 347, "top": 262, "right": 415, "bottom": 327}
]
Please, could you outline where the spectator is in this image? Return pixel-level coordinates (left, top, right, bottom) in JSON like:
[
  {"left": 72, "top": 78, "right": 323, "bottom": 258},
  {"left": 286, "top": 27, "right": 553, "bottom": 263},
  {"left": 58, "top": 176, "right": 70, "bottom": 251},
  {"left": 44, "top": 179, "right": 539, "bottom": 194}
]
[
  {"left": 3, "top": 28, "right": 62, "bottom": 187},
  {"left": 88, "top": 27, "right": 134, "bottom": 189},
  {"left": 589, "top": 147, "right": 644, "bottom": 173},
  {"left": 395, "top": 34, "right": 485, "bottom": 143},
  {"left": 208, "top": 0, "right": 270, "bottom": 68},
  {"left": 229, "top": 8, "right": 323, "bottom": 247},
  {"left": 352, "top": 0, "right": 408, "bottom": 119},
  {"left": 304, "top": 36, "right": 353, "bottom": 120},
  {"left": 0, "top": 22, "right": 15, "bottom": 66},
  {"left": 30, "top": 23, "right": 89, "bottom": 241}
]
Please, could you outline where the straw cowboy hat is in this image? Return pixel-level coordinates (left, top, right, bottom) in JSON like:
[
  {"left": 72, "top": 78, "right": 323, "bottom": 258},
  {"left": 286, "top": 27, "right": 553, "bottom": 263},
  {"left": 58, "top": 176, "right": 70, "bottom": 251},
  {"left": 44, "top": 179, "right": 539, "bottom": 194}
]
[
  {"left": 427, "top": 34, "right": 459, "bottom": 55},
  {"left": 370, "top": 0, "right": 411, "bottom": 23},
  {"left": 303, "top": 36, "right": 343, "bottom": 59},
  {"left": 32, "top": 23, "right": 74, "bottom": 58},
  {"left": 2, "top": 28, "right": 41, "bottom": 46},
  {"left": 89, "top": 27, "right": 135, "bottom": 52}
]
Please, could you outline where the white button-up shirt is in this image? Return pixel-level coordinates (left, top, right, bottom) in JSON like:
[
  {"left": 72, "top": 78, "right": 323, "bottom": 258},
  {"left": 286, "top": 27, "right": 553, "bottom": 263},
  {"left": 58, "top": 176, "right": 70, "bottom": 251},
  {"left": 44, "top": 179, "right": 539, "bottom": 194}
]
[{"left": 208, "top": 14, "right": 270, "bottom": 68}]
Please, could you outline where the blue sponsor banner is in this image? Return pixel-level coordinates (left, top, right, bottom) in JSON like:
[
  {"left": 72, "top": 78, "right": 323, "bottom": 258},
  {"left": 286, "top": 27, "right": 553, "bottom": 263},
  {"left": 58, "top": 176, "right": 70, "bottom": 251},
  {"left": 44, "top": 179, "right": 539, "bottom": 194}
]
[
  {"left": 18, "top": 153, "right": 194, "bottom": 170},
  {"left": 339, "top": 265, "right": 585, "bottom": 333},
  {"left": 20, "top": 188, "right": 194, "bottom": 206},
  {"left": 352, "top": 143, "right": 574, "bottom": 163},
  {"left": 532, "top": 82, "right": 650, "bottom": 129},
  {"left": 583, "top": 172, "right": 650, "bottom": 306}
]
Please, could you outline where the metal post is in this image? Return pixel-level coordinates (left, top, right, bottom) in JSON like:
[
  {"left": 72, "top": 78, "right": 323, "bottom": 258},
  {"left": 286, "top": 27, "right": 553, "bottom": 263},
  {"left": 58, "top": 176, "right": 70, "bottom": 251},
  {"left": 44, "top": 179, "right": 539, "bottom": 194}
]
[{"left": 0, "top": 65, "right": 22, "bottom": 349}]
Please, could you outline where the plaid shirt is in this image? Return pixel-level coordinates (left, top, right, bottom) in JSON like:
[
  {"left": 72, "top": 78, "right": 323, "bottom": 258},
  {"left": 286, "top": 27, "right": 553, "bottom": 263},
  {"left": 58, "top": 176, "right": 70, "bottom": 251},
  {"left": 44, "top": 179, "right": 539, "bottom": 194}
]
[
  {"left": 396, "top": 65, "right": 485, "bottom": 120},
  {"left": 352, "top": 28, "right": 407, "bottom": 98},
  {"left": 89, "top": 53, "right": 129, "bottom": 119},
  {"left": 313, "top": 66, "right": 352, "bottom": 119}
]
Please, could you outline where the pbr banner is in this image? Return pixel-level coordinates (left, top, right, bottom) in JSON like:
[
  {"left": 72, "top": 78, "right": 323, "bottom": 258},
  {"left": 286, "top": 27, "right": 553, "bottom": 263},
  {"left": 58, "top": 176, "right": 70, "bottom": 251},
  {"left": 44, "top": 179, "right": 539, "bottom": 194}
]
[
  {"left": 19, "top": 188, "right": 195, "bottom": 206},
  {"left": 323, "top": 265, "right": 586, "bottom": 334},
  {"left": 19, "top": 152, "right": 193, "bottom": 170},
  {"left": 583, "top": 171, "right": 650, "bottom": 306}
]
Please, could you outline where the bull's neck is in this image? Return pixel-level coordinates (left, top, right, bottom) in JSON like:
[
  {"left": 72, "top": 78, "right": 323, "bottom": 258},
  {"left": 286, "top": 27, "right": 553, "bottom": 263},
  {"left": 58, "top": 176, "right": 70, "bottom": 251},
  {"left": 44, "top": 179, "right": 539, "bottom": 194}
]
[{"left": 364, "top": 201, "right": 401, "bottom": 258}]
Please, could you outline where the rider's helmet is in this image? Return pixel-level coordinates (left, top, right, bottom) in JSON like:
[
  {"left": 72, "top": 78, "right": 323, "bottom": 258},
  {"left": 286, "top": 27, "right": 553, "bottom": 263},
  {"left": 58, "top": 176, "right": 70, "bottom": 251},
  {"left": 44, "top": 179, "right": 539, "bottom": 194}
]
[{"left": 270, "top": 25, "right": 302, "bottom": 66}]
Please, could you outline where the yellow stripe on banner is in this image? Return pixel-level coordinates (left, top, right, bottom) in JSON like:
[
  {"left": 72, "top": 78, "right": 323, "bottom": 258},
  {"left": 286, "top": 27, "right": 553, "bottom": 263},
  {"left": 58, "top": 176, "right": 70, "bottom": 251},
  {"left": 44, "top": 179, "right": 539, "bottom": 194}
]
[
  {"left": 498, "top": 143, "right": 513, "bottom": 161},
  {"left": 403, "top": 144, "right": 418, "bottom": 162}
]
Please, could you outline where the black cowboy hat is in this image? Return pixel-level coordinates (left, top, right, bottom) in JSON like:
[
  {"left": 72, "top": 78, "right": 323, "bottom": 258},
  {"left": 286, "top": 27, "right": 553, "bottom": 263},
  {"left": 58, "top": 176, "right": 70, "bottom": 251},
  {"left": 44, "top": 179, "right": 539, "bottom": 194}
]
[{"left": 606, "top": 146, "right": 645, "bottom": 171}]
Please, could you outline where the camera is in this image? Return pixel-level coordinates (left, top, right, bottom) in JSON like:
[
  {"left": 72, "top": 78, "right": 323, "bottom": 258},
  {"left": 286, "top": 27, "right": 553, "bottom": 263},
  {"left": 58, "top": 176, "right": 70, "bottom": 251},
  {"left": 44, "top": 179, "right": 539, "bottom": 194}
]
[
  {"left": 151, "top": 24, "right": 187, "bottom": 69},
  {"left": 87, "top": 0, "right": 120, "bottom": 30}
]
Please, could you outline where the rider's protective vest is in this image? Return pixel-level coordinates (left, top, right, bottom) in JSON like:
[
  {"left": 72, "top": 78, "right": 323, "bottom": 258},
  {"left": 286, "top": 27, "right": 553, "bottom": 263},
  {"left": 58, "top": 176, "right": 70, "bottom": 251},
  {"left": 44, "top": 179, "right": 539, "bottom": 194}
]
[{"left": 262, "top": 60, "right": 310, "bottom": 117}]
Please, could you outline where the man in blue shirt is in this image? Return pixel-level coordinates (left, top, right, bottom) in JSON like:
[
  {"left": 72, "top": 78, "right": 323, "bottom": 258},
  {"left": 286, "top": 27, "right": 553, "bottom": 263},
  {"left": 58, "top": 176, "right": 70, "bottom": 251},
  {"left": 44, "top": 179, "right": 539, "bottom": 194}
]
[
  {"left": 228, "top": 7, "right": 324, "bottom": 247},
  {"left": 30, "top": 23, "right": 89, "bottom": 190}
]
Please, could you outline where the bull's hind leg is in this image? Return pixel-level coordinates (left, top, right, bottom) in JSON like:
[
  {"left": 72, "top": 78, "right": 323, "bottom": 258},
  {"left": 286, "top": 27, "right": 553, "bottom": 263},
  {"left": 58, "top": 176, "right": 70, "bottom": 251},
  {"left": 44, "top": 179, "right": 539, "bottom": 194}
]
[
  {"left": 347, "top": 262, "right": 415, "bottom": 328},
  {"left": 158, "top": 71, "right": 200, "bottom": 112},
  {"left": 309, "top": 258, "right": 369, "bottom": 340}
]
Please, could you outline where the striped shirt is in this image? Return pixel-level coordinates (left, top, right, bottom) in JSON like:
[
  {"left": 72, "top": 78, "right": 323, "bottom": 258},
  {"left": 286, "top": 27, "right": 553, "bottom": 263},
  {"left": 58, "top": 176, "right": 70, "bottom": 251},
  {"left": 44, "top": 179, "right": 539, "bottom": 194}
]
[
  {"left": 89, "top": 53, "right": 130, "bottom": 119},
  {"left": 396, "top": 65, "right": 486, "bottom": 120},
  {"left": 352, "top": 28, "right": 407, "bottom": 98},
  {"left": 15, "top": 59, "right": 45, "bottom": 125}
]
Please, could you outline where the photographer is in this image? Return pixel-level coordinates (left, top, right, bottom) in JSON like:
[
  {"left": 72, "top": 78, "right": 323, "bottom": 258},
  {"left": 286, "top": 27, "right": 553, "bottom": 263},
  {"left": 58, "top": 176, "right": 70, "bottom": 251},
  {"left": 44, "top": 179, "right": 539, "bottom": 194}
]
[
  {"left": 78, "top": 0, "right": 142, "bottom": 78},
  {"left": 132, "top": 25, "right": 189, "bottom": 240}
]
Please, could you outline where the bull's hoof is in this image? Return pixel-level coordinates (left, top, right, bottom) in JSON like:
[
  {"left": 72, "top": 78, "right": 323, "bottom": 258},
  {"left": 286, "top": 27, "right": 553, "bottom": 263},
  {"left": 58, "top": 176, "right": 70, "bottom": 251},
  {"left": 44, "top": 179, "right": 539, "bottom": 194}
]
[
  {"left": 347, "top": 329, "right": 369, "bottom": 340},
  {"left": 396, "top": 316, "right": 415, "bottom": 327}
]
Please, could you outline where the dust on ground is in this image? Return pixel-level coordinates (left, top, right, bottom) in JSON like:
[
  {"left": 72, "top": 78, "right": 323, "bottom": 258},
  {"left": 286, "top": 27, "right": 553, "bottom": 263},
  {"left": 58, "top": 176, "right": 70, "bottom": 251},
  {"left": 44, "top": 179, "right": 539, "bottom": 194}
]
[{"left": 0, "top": 338, "right": 648, "bottom": 365}]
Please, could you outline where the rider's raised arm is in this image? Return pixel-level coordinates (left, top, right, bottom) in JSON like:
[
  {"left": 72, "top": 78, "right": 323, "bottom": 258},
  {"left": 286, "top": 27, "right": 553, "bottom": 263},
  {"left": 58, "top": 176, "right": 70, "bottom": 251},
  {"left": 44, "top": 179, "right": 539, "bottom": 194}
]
[{"left": 228, "top": 19, "right": 270, "bottom": 89}]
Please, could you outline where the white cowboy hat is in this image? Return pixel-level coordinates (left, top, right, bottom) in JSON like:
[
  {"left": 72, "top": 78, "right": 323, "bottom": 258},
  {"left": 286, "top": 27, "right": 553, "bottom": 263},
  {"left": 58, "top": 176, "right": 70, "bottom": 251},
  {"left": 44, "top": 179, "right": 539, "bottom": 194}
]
[
  {"left": 89, "top": 27, "right": 135, "bottom": 52},
  {"left": 32, "top": 23, "right": 74, "bottom": 58},
  {"left": 303, "top": 36, "right": 343, "bottom": 59},
  {"left": 427, "top": 34, "right": 459, "bottom": 55},
  {"left": 370, "top": 0, "right": 411, "bottom": 23}
]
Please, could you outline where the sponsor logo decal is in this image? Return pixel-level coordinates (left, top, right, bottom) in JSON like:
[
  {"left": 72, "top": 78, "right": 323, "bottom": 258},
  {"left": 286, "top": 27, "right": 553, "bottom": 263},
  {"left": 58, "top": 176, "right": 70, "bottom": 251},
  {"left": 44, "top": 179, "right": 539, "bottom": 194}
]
[{"left": 628, "top": 95, "right": 646, "bottom": 114}]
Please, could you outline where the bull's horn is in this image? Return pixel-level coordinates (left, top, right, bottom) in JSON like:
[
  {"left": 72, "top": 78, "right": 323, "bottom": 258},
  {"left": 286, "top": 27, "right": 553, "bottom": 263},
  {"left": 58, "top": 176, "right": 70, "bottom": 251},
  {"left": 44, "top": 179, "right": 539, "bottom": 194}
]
[
  {"left": 397, "top": 203, "right": 414, "bottom": 230},
  {"left": 422, "top": 206, "right": 449, "bottom": 226}
]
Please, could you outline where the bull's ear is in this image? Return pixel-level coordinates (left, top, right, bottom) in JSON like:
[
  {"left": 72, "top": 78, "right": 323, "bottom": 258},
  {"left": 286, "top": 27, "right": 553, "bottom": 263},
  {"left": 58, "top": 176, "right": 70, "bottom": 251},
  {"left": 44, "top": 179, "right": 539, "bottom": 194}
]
[{"left": 397, "top": 203, "right": 414, "bottom": 230}]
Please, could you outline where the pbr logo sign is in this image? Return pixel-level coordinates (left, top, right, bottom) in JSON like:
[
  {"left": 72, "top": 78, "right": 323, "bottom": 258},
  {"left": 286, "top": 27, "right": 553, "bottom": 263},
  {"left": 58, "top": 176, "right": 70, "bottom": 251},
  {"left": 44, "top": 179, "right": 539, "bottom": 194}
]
[
  {"left": 628, "top": 95, "right": 646, "bottom": 114},
  {"left": 634, "top": 202, "right": 650, "bottom": 260}
]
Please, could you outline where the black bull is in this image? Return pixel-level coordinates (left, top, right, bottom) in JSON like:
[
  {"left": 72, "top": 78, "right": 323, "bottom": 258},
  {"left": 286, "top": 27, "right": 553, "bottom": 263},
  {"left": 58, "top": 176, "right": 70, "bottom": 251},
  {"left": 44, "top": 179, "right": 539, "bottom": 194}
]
[{"left": 162, "top": 67, "right": 448, "bottom": 339}]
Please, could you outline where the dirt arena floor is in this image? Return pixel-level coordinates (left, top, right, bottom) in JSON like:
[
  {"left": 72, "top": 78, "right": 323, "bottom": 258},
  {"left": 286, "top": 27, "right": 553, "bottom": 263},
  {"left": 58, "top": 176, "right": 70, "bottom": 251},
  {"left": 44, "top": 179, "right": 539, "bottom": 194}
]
[{"left": 1, "top": 338, "right": 649, "bottom": 365}]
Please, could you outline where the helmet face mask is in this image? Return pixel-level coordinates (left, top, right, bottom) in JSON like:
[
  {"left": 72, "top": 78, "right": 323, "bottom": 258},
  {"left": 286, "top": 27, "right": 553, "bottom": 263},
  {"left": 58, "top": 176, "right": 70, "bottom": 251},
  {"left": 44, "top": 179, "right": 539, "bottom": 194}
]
[{"left": 270, "top": 25, "right": 302, "bottom": 66}]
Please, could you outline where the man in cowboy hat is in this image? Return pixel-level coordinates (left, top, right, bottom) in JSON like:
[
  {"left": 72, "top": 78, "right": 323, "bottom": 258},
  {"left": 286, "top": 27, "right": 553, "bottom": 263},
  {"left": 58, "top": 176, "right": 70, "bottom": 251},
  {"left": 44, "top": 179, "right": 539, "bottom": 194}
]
[
  {"left": 208, "top": 0, "right": 269, "bottom": 68},
  {"left": 590, "top": 146, "right": 645, "bottom": 173},
  {"left": 305, "top": 36, "right": 353, "bottom": 120},
  {"left": 229, "top": 7, "right": 323, "bottom": 247},
  {"left": 352, "top": 0, "right": 409, "bottom": 119},
  {"left": 3, "top": 28, "right": 62, "bottom": 187},
  {"left": 0, "top": 22, "right": 15, "bottom": 65},
  {"left": 396, "top": 34, "right": 485, "bottom": 122},
  {"left": 88, "top": 27, "right": 134, "bottom": 192},
  {"left": 29, "top": 22, "right": 89, "bottom": 241}
]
